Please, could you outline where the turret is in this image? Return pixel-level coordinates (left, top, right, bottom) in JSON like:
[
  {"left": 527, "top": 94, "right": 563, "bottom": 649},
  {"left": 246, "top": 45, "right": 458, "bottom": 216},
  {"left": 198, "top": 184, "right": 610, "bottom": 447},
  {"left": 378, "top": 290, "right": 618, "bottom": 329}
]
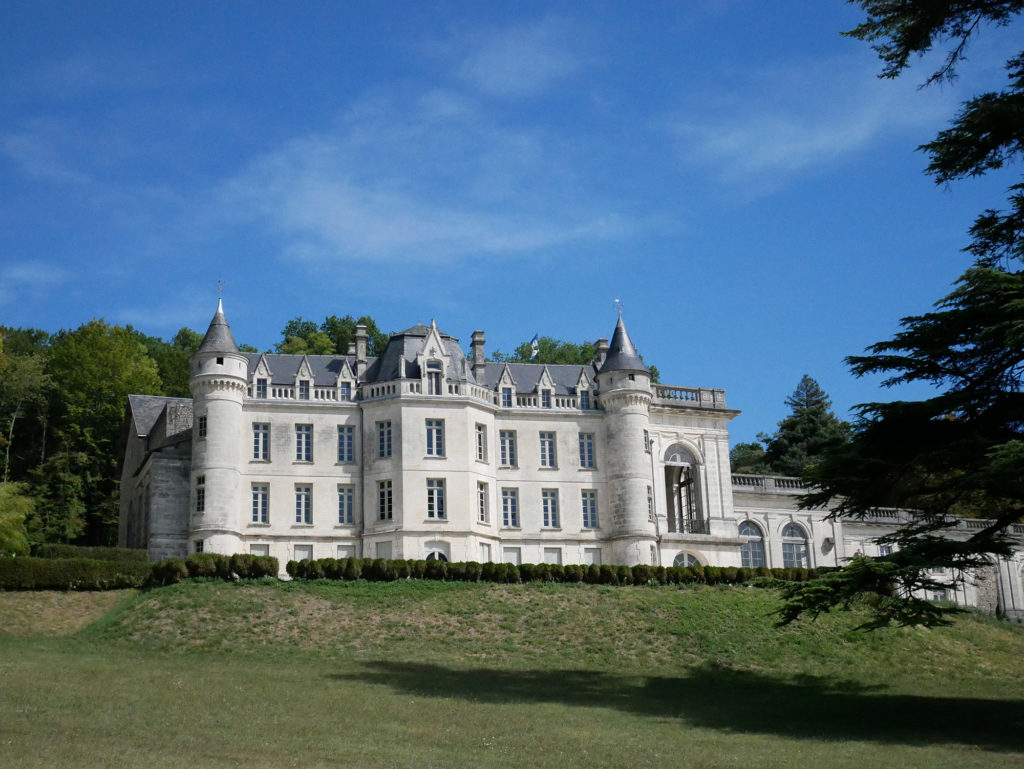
[
  {"left": 596, "top": 314, "right": 656, "bottom": 565},
  {"left": 188, "top": 299, "right": 248, "bottom": 555}
]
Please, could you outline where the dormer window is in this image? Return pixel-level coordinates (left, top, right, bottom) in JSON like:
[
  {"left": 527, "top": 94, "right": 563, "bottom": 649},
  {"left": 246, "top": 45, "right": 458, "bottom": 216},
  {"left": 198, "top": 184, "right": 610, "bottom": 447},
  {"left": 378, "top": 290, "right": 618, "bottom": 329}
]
[
  {"left": 426, "top": 361, "right": 442, "bottom": 395},
  {"left": 580, "top": 391, "right": 590, "bottom": 410},
  {"left": 255, "top": 378, "right": 267, "bottom": 399},
  {"left": 541, "top": 390, "right": 552, "bottom": 409},
  {"left": 340, "top": 382, "right": 352, "bottom": 401},
  {"left": 501, "top": 387, "right": 513, "bottom": 408},
  {"left": 298, "top": 380, "right": 310, "bottom": 400}
]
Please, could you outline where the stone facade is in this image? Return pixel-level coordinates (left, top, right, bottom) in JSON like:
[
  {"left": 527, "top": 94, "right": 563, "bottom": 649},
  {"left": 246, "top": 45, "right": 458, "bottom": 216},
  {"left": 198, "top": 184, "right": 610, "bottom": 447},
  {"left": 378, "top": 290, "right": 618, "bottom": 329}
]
[{"left": 118, "top": 302, "right": 1024, "bottom": 618}]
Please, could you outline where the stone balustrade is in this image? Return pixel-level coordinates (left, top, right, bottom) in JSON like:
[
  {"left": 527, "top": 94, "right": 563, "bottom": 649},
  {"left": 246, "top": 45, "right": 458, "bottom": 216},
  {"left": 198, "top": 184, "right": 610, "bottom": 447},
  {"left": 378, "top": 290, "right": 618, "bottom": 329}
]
[{"left": 653, "top": 385, "right": 728, "bottom": 409}]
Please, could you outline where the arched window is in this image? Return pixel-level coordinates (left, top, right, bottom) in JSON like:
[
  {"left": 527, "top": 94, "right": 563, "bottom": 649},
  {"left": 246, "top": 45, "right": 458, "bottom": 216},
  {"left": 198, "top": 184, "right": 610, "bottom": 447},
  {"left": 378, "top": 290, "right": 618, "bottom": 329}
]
[
  {"left": 664, "top": 445, "right": 705, "bottom": 534},
  {"left": 425, "top": 551, "right": 448, "bottom": 562},
  {"left": 739, "top": 521, "right": 766, "bottom": 568},
  {"left": 781, "top": 523, "right": 809, "bottom": 568},
  {"left": 673, "top": 553, "right": 702, "bottom": 568}
]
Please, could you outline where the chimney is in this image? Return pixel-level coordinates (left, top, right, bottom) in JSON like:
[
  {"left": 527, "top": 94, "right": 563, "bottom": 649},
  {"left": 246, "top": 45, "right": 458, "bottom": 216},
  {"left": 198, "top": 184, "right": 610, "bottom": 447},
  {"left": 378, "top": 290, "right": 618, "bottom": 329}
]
[
  {"left": 595, "top": 338, "right": 609, "bottom": 368},
  {"left": 347, "top": 343, "right": 356, "bottom": 355},
  {"left": 471, "top": 330, "right": 486, "bottom": 382},
  {"left": 355, "top": 324, "right": 367, "bottom": 380}
]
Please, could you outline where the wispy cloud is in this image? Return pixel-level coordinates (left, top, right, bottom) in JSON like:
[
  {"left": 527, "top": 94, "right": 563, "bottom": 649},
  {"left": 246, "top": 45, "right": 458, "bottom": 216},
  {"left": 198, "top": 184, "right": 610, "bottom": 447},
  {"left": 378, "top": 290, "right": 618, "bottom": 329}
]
[
  {"left": 669, "top": 55, "right": 953, "bottom": 188},
  {"left": 0, "top": 260, "right": 68, "bottom": 310},
  {"left": 216, "top": 87, "right": 630, "bottom": 266},
  {"left": 0, "top": 120, "right": 92, "bottom": 184},
  {"left": 449, "top": 16, "right": 584, "bottom": 98}
]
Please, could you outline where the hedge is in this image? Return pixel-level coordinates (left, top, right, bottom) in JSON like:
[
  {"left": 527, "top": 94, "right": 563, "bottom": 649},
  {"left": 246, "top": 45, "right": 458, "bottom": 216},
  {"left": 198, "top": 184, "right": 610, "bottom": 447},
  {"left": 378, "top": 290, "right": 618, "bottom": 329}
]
[
  {"left": 0, "top": 557, "right": 152, "bottom": 590},
  {"left": 284, "top": 557, "right": 823, "bottom": 587},
  {"left": 32, "top": 544, "right": 149, "bottom": 563}
]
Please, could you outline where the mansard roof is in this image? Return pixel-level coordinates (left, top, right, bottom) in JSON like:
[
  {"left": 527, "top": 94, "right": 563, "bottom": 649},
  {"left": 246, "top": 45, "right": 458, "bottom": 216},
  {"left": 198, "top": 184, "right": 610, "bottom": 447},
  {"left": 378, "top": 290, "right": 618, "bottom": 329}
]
[
  {"left": 598, "top": 315, "right": 646, "bottom": 374},
  {"left": 197, "top": 299, "right": 240, "bottom": 354},
  {"left": 241, "top": 353, "right": 366, "bottom": 386},
  {"left": 363, "top": 322, "right": 470, "bottom": 383}
]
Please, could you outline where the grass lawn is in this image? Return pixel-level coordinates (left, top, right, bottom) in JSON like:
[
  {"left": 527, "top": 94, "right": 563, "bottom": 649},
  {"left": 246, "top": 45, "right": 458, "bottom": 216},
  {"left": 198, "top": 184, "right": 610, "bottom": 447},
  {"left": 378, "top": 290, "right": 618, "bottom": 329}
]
[{"left": 1, "top": 580, "right": 1023, "bottom": 768}]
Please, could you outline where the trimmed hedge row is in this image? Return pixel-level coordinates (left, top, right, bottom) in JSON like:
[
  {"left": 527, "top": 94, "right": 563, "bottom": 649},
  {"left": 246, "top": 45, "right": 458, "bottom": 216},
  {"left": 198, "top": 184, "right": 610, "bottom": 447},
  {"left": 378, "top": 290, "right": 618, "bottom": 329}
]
[
  {"left": 32, "top": 544, "right": 149, "bottom": 563},
  {"left": 0, "top": 557, "right": 153, "bottom": 590},
  {"left": 148, "top": 553, "right": 280, "bottom": 586},
  {"left": 285, "top": 557, "right": 823, "bottom": 586}
]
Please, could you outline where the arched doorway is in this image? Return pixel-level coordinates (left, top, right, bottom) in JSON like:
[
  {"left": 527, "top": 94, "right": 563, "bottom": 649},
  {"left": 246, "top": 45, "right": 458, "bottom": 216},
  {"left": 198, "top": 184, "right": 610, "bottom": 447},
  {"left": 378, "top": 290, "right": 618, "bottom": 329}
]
[{"left": 664, "top": 444, "right": 707, "bottom": 534}]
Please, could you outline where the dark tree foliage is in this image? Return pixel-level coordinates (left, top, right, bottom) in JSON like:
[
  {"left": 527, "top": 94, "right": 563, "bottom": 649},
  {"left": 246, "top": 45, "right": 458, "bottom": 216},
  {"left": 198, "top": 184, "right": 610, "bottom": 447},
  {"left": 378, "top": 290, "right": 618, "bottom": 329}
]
[
  {"left": 782, "top": 1, "right": 1024, "bottom": 628},
  {"left": 729, "top": 442, "right": 769, "bottom": 474},
  {"left": 760, "top": 376, "right": 851, "bottom": 478},
  {"left": 276, "top": 315, "right": 390, "bottom": 356},
  {"left": 130, "top": 327, "right": 203, "bottom": 397}
]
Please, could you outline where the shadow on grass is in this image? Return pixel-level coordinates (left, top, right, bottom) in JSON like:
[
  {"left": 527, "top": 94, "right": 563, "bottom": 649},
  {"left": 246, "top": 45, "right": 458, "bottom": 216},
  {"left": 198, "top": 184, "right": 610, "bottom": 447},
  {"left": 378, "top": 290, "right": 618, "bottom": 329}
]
[{"left": 330, "top": 662, "right": 1024, "bottom": 752}]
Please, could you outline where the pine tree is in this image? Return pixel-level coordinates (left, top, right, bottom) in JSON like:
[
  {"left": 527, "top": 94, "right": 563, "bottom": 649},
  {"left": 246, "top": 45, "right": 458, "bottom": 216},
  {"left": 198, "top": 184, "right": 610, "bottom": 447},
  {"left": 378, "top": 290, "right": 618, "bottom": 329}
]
[{"left": 761, "top": 376, "right": 851, "bottom": 478}]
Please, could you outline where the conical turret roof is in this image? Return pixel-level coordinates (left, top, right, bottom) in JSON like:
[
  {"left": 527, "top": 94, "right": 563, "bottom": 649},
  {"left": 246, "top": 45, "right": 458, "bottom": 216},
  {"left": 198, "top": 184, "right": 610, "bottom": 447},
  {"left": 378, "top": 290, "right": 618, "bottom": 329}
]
[
  {"left": 598, "top": 315, "right": 647, "bottom": 374},
  {"left": 197, "top": 298, "right": 240, "bottom": 354}
]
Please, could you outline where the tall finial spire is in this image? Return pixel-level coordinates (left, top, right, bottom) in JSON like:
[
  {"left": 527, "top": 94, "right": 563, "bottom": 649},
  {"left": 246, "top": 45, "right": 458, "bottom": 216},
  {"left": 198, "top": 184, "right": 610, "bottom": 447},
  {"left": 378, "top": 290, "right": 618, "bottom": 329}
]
[{"left": 614, "top": 298, "right": 624, "bottom": 317}]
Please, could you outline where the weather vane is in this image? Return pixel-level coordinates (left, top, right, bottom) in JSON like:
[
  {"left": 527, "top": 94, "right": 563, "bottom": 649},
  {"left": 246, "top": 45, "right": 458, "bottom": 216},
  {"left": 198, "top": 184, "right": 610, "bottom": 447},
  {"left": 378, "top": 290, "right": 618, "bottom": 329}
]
[
  {"left": 614, "top": 298, "right": 624, "bottom": 316},
  {"left": 217, "top": 278, "right": 225, "bottom": 298}
]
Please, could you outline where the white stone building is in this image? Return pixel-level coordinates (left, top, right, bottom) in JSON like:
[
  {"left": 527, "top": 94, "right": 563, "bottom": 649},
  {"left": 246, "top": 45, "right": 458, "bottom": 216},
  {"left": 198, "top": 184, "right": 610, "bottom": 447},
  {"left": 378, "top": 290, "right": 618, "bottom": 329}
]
[{"left": 119, "top": 301, "right": 1024, "bottom": 618}]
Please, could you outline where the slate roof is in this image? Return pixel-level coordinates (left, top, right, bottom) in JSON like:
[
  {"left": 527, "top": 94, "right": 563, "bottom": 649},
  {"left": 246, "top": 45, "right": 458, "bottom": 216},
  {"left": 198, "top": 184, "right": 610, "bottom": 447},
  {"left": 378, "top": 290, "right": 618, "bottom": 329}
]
[
  {"left": 599, "top": 315, "right": 647, "bottom": 374},
  {"left": 242, "top": 353, "right": 365, "bottom": 386},
  {"left": 479, "top": 362, "right": 594, "bottom": 395},
  {"left": 126, "top": 394, "right": 193, "bottom": 436},
  {"left": 197, "top": 299, "right": 240, "bottom": 354}
]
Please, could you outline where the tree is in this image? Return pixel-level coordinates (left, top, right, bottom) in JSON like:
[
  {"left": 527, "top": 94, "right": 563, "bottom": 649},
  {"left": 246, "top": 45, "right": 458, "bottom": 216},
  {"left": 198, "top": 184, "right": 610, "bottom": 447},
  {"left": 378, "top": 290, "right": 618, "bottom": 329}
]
[
  {"left": 131, "top": 326, "right": 203, "bottom": 397},
  {"left": 0, "top": 351, "right": 51, "bottom": 483},
  {"left": 760, "top": 376, "right": 851, "bottom": 478},
  {"left": 730, "top": 442, "right": 769, "bottom": 474},
  {"left": 0, "top": 482, "right": 32, "bottom": 556},
  {"left": 38, "top": 320, "right": 162, "bottom": 545},
  {"left": 276, "top": 315, "right": 390, "bottom": 356},
  {"left": 780, "top": 1, "right": 1024, "bottom": 628}
]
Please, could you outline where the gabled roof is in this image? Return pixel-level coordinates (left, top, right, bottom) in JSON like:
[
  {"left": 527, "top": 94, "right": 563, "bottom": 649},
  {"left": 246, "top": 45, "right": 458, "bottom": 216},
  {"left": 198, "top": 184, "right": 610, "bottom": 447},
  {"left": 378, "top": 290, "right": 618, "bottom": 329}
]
[
  {"left": 126, "top": 394, "right": 192, "bottom": 437},
  {"left": 478, "top": 362, "right": 595, "bottom": 395},
  {"left": 242, "top": 353, "right": 367, "bottom": 386}
]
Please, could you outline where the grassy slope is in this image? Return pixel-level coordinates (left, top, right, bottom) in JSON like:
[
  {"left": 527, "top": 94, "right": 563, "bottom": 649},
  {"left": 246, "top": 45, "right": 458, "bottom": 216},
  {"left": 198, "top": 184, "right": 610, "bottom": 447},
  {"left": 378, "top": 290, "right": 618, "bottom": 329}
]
[{"left": 2, "top": 581, "right": 1023, "bottom": 769}]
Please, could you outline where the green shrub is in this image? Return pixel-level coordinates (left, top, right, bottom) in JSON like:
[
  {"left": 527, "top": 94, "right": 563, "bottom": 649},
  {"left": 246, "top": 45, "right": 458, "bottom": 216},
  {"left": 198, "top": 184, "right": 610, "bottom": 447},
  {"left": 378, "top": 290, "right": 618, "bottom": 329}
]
[
  {"left": 185, "top": 553, "right": 231, "bottom": 579},
  {"left": 149, "top": 558, "right": 187, "bottom": 586},
  {"left": 252, "top": 555, "right": 278, "bottom": 578},
  {"left": 463, "top": 561, "right": 483, "bottom": 582},
  {"left": 318, "top": 557, "right": 340, "bottom": 580},
  {"left": 584, "top": 563, "right": 601, "bottom": 584},
  {"left": 615, "top": 564, "right": 633, "bottom": 586},
  {"left": 0, "top": 557, "right": 152, "bottom": 590},
  {"left": 409, "top": 559, "right": 427, "bottom": 579},
  {"left": 502, "top": 563, "right": 520, "bottom": 583},
  {"left": 598, "top": 564, "right": 618, "bottom": 585},
  {"left": 632, "top": 564, "right": 653, "bottom": 584},
  {"left": 721, "top": 567, "right": 738, "bottom": 584},
  {"left": 480, "top": 561, "right": 497, "bottom": 582},
  {"left": 563, "top": 564, "right": 583, "bottom": 583},
  {"left": 285, "top": 560, "right": 299, "bottom": 578},
  {"left": 663, "top": 566, "right": 683, "bottom": 584},
  {"left": 391, "top": 559, "right": 411, "bottom": 579},
  {"left": 342, "top": 557, "right": 362, "bottom": 581},
  {"left": 446, "top": 561, "right": 467, "bottom": 581},
  {"left": 424, "top": 559, "right": 447, "bottom": 581},
  {"left": 33, "top": 544, "right": 148, "bottom": 563},
  {"left": 305, "top": 559, "right": 325, "bottom": 580}
]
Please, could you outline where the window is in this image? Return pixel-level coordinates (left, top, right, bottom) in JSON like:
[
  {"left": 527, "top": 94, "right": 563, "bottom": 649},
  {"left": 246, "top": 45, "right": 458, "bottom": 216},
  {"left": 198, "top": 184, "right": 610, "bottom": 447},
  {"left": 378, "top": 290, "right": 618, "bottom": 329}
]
[
  {"left": 581, "top": 490, "right": 598, "bottom": 529},
  {"left": 879, "top": 544, "right": 893, "bottom": 557},
  {"left": 643, "top": 429, "right": 651, "bottom": 452},
  {"left": 583, "top": 547, "right": 602, "bottom": 566},
  {"left": 195, "top": 475, "right": 205, "bottom": 513},
  {"left": 340, "top": 381, "right": 352, "bottom": 401},
  {"left": 294, "top": 544, "right": 313, "bottom": 561},
  {"left": 781, "top": 523, "right": 809, "bottom": 568},
  {"left": 475, "top": 423, "right": 487, "bottom": 462},
  {"left": 337, "top": 544, "right": 356, "bottom": 558},
  {"left": 673, "top": 553, "right": 701, "bottom": 567},
  {"left": 499, "top": 430, "right": 517, "bottom": 467},
  {"left": 295, "top": 485, "right": 312, "bottom": 524},
  {"left": 298, "top": 380, "right": 310, "bottom": 400},
  {"left": 477, "top": 482, "right": 489, "bottom": 523},
  {"left": 337, "top": 485, "right": 354, "bottom": 525},
  {"left": 542, "top": 489, "right": 559, "bottom": 528},
  {"left": 579, "top": 390, "right": 590, "bottom": 410},
  {"left": 539, "top": 432, "right": 556, "bottom": 468},
  {"left": 739, "top": 521, "right": 766, "bottom": 568},
  {"left": 377, "top": 480, "right": 393, "bottom": 520},
  {"left": 376, "top": 542, "right": 392, "bottom": 559},
  {"left": 253, "top": 423, "right": 269, "bottom": 461},
  {"left": 255, "top": 378, "right": 267, "bottom": 399},
  {"left": 426, "top": 550, "right": 448, "bottom": 562},
  {"left": 426, "top": 479, "right": 446, "bottom": 519},
  {"left": 295, "top": 424, "right": 313, "bottom": 462},
  {"left": 578, "top": 433, "right": 595, "bottom": 468},
  {"left": 425, "top": 419, "right": 445, "bottom": 457},
  {"left": 480, "top": 543, "right": 492, "bottom": 562},
  {"left": 250, "top": 544, "right": 270, "bottom": 556},
  {"left": 251, "top": 483, "right": 269, "bottom": 524},
  {"left": 541, "top": 390, "right": 552, "bottom": 408},
  {"left": 647, "top": 486, "right": 655, "bottom": 522},
  {"left": 543, "top": 547, "right": 562, "bottom": 565},
  {"left": 503, "top": 547, "right": 521, "bottom": 565},
  {"left": 501, "top": 387, "right": 513, "bottom": 407},
  {"left": 426, "top": 362, "right": 443, "bottom": 395},
  {"left": 197, "top": 415, "right": 207, "bottom": 439},
  {"left": 377, "top": 421, "right": 392, "bottom": 458},
  {"left": 194, "top": 539, "right": 204, "bottom": 553},
  {"left": 337, "top": 425, "right": 355, "bottom": 463},
  {"left": 502, "top": 488, "right": 519, "bottom": 527}
]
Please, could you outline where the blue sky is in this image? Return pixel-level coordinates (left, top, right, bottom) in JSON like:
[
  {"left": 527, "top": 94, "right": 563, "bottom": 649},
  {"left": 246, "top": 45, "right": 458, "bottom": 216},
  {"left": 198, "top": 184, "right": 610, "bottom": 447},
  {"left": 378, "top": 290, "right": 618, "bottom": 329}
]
[{"left": 2, "top": 1, "right": 1019, "bottom": 445}]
